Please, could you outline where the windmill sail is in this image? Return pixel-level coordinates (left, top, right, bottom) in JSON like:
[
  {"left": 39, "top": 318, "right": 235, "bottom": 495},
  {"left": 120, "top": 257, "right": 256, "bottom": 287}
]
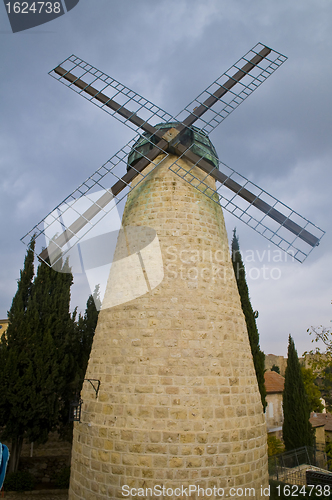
[
  {"left": 22, "top": 43, "right": 324, "bottom": 266},
  {"left": 168, "top": 143, "right": 324, "bottom": 262},
  {"left": 175, "top": 43, "right": 287, "bottom": 134},
  {"left": 21, "top": 134, "right": 168, "bottom": 267},
  {"left": 49, "top": 54, "right": 175, "bottom": 133}
]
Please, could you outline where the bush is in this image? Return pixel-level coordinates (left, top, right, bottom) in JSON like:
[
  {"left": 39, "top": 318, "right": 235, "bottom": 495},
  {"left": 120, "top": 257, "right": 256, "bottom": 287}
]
[
  {"left": 54, "top": 466, "right": 70, "bottom": 489},
  {"left": 267, "top": 435, "right": 285, "bottom": 456},
  {"left": 326, "top": 440, "right": 332, "bottom": 471},
  {"left": 3, "top": 471, "right": 35, "bottom": 491}
]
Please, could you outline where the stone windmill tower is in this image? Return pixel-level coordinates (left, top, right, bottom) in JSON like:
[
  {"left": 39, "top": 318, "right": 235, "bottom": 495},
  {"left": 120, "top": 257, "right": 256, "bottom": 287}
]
[{"left": 24, "top": 44, "right": 324, "bottom": 499}]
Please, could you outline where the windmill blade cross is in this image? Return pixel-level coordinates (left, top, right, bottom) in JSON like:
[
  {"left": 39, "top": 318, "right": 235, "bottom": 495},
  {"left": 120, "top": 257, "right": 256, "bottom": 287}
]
[
  {"left": 49, "top": 55, "right": 175, "bottom": 134},
  {"left": 168, "top": 143, "right": 324, "bottom": 262},
  {"left": 50, "top": 43, "right": 285, "bottom": 140},
  {"left": 53, "top": 66, "right": 161, "bottom": 136},
  {"left": 22, "top": 43, "right": 323, "bottom": 267},
  {"left": 172, "top": 142, "right": 320, "bottom": 248},
  {"left": 37, "top": 135, "right": 170, "bottom": 263},
  {"left": 175, "top": 43, "right": 287, "bottom": 135}
]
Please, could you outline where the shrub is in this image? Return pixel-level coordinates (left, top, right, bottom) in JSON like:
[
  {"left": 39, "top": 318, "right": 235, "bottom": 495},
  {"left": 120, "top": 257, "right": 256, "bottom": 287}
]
[
  {"left": 3, "top": 471, "right": 35, "bottom": 491},
  {"left": 267, "top": 435, "right": 285, "bottom": 456},
  {"left": 326, "top": 440, "right": 332, "bottom": 471},
  {"left": 54, "top": 466, "right": 70, "bottom": 489}
]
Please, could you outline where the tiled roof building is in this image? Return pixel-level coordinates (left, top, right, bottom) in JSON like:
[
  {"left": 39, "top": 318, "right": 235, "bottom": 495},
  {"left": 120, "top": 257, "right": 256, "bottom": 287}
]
[
  {"left": 265, "top": 370, "right": 285, "bottom": 393},
  {"left": 0, "top": 318, "right": 8, "bottom": 337},
  {"left": 310, "top": 412, "right": 332, "bottom": 451},
  {"left": 264, "top": 370, "right": 285, "bottom": 438}
]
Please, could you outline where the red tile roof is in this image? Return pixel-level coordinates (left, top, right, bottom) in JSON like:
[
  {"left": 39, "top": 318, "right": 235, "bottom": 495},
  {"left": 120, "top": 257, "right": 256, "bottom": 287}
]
[{"left": 264, "top": 370, "right": 285, "bottom": 393}]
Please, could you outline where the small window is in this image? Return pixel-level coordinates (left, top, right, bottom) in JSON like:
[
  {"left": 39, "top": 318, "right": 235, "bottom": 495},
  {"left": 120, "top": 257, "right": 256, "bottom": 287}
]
[{"left": 269, "top": 402, "right": 274, "bottom": 418}]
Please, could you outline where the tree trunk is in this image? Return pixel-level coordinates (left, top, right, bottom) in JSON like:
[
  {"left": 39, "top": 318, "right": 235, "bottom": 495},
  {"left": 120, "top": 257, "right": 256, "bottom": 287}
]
[{"left": 8, "top": 436, "right": 23, "bottom": 473}]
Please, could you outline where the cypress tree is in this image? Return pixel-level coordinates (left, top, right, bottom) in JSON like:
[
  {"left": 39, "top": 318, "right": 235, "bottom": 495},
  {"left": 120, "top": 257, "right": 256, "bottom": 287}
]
[
  {"left": 80, "top": 285, "right": 100, "bottom": 376},
  {"left": 0, "top": 249, "right": 75, "bottom": 471},
  {"left": 28, "top": 257, "right": 76, "bottom": 440},
  {"left": 282, "top": 335, "right": 314, "bottom": 451},
  {"left": 74, "top": 285, "right": 100, "bottom": 381},
  {"left": 231, "top": 229, "right": 266, "bottom": 410},
  {"left": 0, "top": 239, "right": 35, "bottom": 472},
  {"left": 62, "top": 285, "right": 100, "bottom": 437}
]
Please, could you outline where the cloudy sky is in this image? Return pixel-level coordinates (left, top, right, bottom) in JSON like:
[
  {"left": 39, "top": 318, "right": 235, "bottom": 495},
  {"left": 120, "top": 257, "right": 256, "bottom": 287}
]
[{"left": 1, "top": 0, "right": 331, "bottom": 357}]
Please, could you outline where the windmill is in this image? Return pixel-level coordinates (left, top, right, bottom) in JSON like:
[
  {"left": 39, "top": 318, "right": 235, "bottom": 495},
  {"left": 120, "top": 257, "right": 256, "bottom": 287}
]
[{"left": 22, "top": 44, "right": 324, "bottom": 499}]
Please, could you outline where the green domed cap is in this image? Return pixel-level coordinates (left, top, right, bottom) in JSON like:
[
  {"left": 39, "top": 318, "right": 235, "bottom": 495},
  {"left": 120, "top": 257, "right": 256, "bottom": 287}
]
[{"left": 127, "top": 122, "right": 219, "bottom": 171}]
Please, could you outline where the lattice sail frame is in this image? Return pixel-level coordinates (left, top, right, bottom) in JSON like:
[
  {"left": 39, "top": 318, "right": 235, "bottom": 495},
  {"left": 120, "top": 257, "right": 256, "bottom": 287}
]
[
  {"left": 169, "top": 144, "right": 325, "bottom": 263},
  {"left": 175, "top": 43, "right": 287, "bottom": 134},
  {"left": 48, "top": 55, "right": 175, "bottom": 133},
  {"left": 22, "top": 43, "right": 324, "bottom": 267},
  {"left": 21, "top": 136, "right": 169, "bottom": 268},
  {"left": 48, "top": 43, "right": 287, "bottom": 138}
]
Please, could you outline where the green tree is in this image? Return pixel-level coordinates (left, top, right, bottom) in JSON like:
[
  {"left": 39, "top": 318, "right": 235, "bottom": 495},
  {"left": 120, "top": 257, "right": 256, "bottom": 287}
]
[
  {"left": 0, "top": 239, "right": 35, "bottom": 472},
  {"left": 305, "top": 324, "right": 332, "bottom": 411},
  {"left": 301, "top": 366, "right": 324, "bottom": 413},
  {"left": 271, "top": 364, "right": 280, "bottom": 374},
  {"left": 77, "top": 285, "right": 100, "bottom": 379},
  {"left": 62, "top": 284, "right": 100, "bottom": 430},
  {"left": 72, "top": 285, "right": 100, "bottom": 388},
  {"left": 282, "top": 335, "right": 314, "bottom": 451},
  {"left": 29, "top": 258, "right": 77, "bottom": 440},
  {"left": 0, "top": 249, "right": 75, "bottom": 472},
  {"left": 317, "top": 367, "right": 332, "bottom": 411},
  {"left": 231, "top": 229, "right": 266, "bottom": 410},
  {"left": 267, "top": 435, "right": 285, "bottom": 456},
  {"left": 326, "top": 440, "right": 332, "bottom": 471}
]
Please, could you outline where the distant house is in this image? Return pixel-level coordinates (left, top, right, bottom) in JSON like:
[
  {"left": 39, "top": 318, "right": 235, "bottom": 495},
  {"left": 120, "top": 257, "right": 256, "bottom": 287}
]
[
  {"left": 265, "top": 363, "right": 332, "bottom": 450},
  {"left": 265, "top": 355, "right": 287, "bottom": 376},
  {"left": 0, "top": 319, "right": 9, "bottom": 338},
  {"left": 265, "top": 353, "right": 323, "bottom": 377},
  {"left": 264, "top": 370, "right": 285, "bottom": 439},
  {"left": 309, "top": 412, "right": 332, "bottom": 452}
]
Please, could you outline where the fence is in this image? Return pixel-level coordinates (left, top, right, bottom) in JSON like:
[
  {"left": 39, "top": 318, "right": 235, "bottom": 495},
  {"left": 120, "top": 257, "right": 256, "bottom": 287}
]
[{"left": 268, "top": 446, "right": 331, "bottom": 485}]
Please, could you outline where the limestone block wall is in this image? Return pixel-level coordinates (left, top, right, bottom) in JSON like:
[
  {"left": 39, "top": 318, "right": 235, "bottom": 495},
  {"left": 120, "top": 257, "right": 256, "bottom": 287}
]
[
  {"left": 264, "top": 355, "right": 287, "bottom": 377},
  {"left": 68, "top": 154, "right": 268, "bottom": 499}
]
